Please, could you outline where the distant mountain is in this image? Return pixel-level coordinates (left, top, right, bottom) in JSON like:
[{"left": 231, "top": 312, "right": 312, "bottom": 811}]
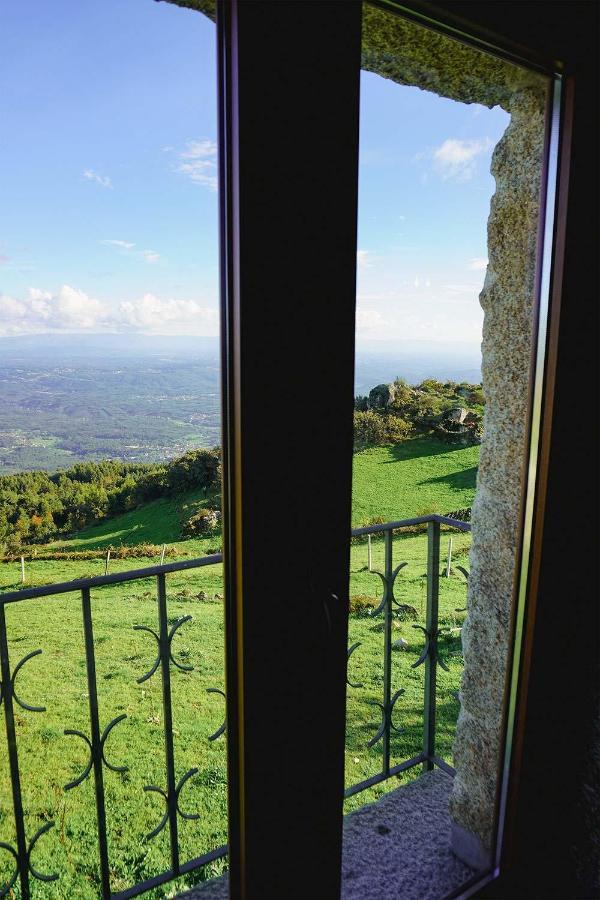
[
  {"left": 0, "top": 333, "right": 220, "bottom": 366},
  {"left": 1, "top": 333, "right": 481, "bottom": 384},
  {"left": 0, "top": 333, "right": 481, "bottom": 473},
  {"left": 354, "top": 340, "right": 481, "bottom": 394}
]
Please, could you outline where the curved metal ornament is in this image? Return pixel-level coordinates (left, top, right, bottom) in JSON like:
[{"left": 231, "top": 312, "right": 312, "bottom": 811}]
[
  {"left": 64, "top": 714, "right": 128, "bottom": 790},
  {"left": 0, "top": 842, "right": 18, "bottom": 897},
  {"left": 346, "top": 642, "right": 363, "bottom": 689},
  {"left": 367, "top": 688, "right": 405, "bottom": 748},
  {"left": 168, "top": 615, "right": 194, "bottom": 672},
  {"left": 27, "top": 822, "right": 58, "bottom": 883},
  {"left": 411, "top": 625, "right": 450, "bottom": 672},
  {"left": 0, "top": 823, "right": 58, "bottom": 894},
  {"left": 206, "top": 688, "right": 226, "bottom": 741},
  {"left": 369, "top": 562, "right": 408, "bottom": 617},
  {"left": 144, "top": 767, "right": 200, "bottom": 841},
  {"left": 455, "top": 565, "right": 469, "bottom": 613},
  {"left": 134, "top": 616, "right": 194, "bottom": 683},
  {"left": 11, "top": 649, "right": 46, "bottom": 712}
]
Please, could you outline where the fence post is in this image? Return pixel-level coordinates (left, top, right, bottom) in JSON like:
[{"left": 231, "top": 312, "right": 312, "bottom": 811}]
[
  {"left": 423, "top": 519, "right": 440, "bottom": 770},
  {"left": 445, "top": 536, "right": 453, "bottom": 578},
  {"left": 0, "top": 603, "right": 30, "bottom": 898},
  {"left": 367, "top": 534, "right": 372, "bottom": 572},
  {"left": 382, "top": 529, "right": 393, "bottom": 777},
  {"left": 80, "top": 588, "right": 112, "bottom": 899},
  {"left": 20, "top": 556, "right": 25, "bottom": 584}
]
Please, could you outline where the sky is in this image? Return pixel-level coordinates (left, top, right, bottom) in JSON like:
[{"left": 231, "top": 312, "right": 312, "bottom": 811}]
[{"left": 0, "top": 0, "right": 509, "bottom": 345}]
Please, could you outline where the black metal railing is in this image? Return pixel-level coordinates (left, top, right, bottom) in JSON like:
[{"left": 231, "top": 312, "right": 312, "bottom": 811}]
[
  {"left": 0, "top": 514, "right": 470, "bottom": 898},
  {"left": 0, "top": 553, "right": 226, "bottom": 900},
  {"left": 345, "top": 515, "right": 471, "bottom": 797}
]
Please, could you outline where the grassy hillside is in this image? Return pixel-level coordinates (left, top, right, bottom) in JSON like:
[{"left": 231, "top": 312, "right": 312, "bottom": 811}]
[
  {"left": 352, "top": 436, "right": 478, "bottom": 525},
  {"left": 0, "top": 436, "right": 477, "bottom": 896},
  {"left": 49, "top": 487, "right": 214, "bottom": 552},
  {"left": 34, "top": 436, "right": 479, "bottom": 557}
]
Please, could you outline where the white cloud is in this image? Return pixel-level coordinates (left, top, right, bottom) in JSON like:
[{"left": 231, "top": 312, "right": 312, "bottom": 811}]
[
  {"left": 0, "top": 285, "right": 109, "bottom": 335},
  {"left": 432, "top": 138, "right": 493, "bottom": 181},
  {"left": 173, "top": 139, "right": 218, "bottom": 191},
  {"left": 83, "top": 169, "right": 113, "bottom": 189},
  {"left": 101, "top": 241, "right": 161, "bottom": 264},
  {"left": 468, "top": 257, "right": 488, "bottom": 271},
  {"left": 118, "top": 294, "right": 218, "bottom": 334},
  {"left": 0, "top": 287, "right": 218, "bottom": 336},
  {"left": 102, "top": 239, "right": 135, "bottom": 250}
]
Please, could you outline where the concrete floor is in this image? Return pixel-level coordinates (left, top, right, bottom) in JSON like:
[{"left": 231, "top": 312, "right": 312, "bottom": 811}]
[{"left": 178, "top": 769, "right": 474, "bottom": 899}]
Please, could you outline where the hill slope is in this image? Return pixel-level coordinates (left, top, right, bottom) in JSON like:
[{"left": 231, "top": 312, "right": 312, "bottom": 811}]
[{"left": 45, "top": 436, "right": 478, "bottom": 553}]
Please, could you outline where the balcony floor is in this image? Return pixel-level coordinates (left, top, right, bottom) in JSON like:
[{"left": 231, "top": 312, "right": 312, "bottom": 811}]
[{"left": 179, "top": 769, "right": 474, "bottom": 899}]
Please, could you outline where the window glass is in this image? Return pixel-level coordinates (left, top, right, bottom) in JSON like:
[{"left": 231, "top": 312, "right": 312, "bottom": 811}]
[
  {"left": 344, "top": 4, "right": 551, "bottom": 892},
  {"left": 0, "top": 2, "right": 227, "bottom": 896}
]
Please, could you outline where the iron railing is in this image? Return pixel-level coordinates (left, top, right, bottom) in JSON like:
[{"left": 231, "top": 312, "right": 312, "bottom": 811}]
[
  {"left": 344, "top": 515, "right": 471, "bottom": 798},
  {"left": 0, "top": 553, "right": 226, "bottom": 900},
  {"left": 0, "top": 514, "right": 470, "bottom": 898}
]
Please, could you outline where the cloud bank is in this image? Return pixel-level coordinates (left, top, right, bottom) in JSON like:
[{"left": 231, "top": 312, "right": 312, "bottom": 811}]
[{"left": 0, "top": 286, "right": 218, "bottom": 336}]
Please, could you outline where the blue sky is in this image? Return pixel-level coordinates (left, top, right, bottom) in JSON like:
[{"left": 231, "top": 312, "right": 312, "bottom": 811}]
[{"left": 0, "top": 0, "right": 509, "bottom": 344}]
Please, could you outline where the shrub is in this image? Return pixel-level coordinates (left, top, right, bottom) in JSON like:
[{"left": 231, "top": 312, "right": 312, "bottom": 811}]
[
  {"left": 353, "top": 410, "right": 411, "bottom": 448},
  {"left": 349, "top": 594, "right": 377, "bottom": 616},
  {"left": 182, "top": 508, "right": 221, "bottom": 537}
]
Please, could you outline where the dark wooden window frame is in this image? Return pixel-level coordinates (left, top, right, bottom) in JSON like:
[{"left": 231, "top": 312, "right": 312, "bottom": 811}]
[{"left": 216, "top": 2, "right": 597, "bottom": 898}]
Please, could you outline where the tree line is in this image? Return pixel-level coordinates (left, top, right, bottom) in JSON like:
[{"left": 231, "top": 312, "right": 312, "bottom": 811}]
[{"left": 0, "top": 449, "right": 221, "bottom": 551}]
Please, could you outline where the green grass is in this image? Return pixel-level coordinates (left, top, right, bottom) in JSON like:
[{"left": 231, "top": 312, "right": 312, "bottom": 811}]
[
  {"left": 352, "top": 436, "right": 479, "bottom": 524},
  {"left": 0, "top": 436, "right": 477, "bottom": 896},
  {"left": 49, "top": 488, "right": 215, "bottom": 552}
]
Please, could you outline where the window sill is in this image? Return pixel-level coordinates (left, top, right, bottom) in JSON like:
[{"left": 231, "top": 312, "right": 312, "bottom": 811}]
[{"left": 179, "top": 769, "right": 474, "bottom": 899}]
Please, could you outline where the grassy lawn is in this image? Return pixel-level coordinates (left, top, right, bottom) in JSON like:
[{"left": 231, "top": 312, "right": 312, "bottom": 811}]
[
  {"left": 0, "top": 437, "right": 476, "bottom": 896},
  {"left": 352, "top": 437, "right": 479, "bottom": 524}
]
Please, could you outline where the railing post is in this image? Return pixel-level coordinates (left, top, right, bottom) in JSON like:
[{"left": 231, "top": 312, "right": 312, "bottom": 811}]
[
  {"left": 424, "top": 519, "right": 441, "bottom": 771},
  {"left": 382, "top": 529, "right": 393, "bottom": 776},
  {"left": 80, "top": 588, "right": 112, "bottom": 899},
  {"left": 156, "top": 572, "right": 180, "bottom": 875},
  {"left": 0, "top": 603, "right": 30, "bottom": 899}
]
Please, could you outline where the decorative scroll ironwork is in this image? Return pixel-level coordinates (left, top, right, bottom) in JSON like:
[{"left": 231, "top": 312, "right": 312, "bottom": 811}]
[
  {"left": 0, "top": 553, "right": 228, "bottom": 900},
  {"left": 0, "top": 516, "right": 471, "bottom": 898},
  {"left": 133, "top": 573, "right": 199, "bottom": 874},
  {"left": 369, "top": 561, "right": 408, "bottom": 617},
  {"left": 64, "top": 714, "right": 128, "bottom": 791},
  {"left": 346, "top": 642, "right": 363, "bottom": 689},
  {"left": 0, "top": 605, "right": 57, "bottom": 898},
  {"left": 134, "top": 614, "right": 194, "bottom": 684},
  {"left": 5, "top": 649, "right": 46, "bottom": 713},
  {"left": 144, "top": 767, "right": 201, "bottom": 841},
  {"left": 411, "top": 624, "right": 450, "bottom": 673},
  {"left": 363, "top": 530, "right": 409, "bottom": 775},
  {"left": 367, "top": 688, "right": 405, "bottom": 748},
  {"left": 0, "top": 822, "right": 58, "bottom": 897},
  {"left": 206, "top": 688, "right": 227, "bottom": 741}
]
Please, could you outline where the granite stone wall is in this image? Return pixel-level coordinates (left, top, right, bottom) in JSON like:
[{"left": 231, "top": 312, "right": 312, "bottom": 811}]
[{"left": 362, "top": 7, "right": 547, "bottom": 867}]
